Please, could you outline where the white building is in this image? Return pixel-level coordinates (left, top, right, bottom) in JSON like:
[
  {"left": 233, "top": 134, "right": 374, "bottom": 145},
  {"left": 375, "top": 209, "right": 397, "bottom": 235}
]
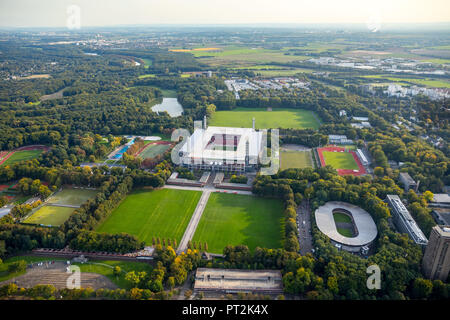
[{"left": 179, "top": 121, "right": 264, "bottom": 173}]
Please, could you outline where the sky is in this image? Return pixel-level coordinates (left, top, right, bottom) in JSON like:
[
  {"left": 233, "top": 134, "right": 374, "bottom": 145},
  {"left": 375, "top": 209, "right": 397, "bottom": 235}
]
[{"left": 0, "top": 0, "right": 449, "bottom": 28}]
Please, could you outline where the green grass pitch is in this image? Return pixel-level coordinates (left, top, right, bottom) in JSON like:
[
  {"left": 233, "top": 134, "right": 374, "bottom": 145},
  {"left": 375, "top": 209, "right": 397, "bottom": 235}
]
[
  {"left": 336, "top": 227, "right": 354, "bottom": 237},
  {"left": 322, "top": 151, "right": 359, "bottom": 170},
  {"left": 1, "top": 150, "right": 43, "bottom": 166},
  {"left": 192, "top": 193, "right": 284, "bottom": 254},
  {"left": 22, "top": 205, "right": 75, "bottom": 226},
  {"left": 96, "top": 189, "right": 202, "bottom": 245},
  {"left": 46, "top": 188, "right": 98, "bottom": 206},
  {"left": 280, "top": 150, "right": 313, "bottom": 170},
  {"left": 209, "top": 108, "right": 321, "bottom": 130},
  {"left": 138, "top": 144, "right": 170, "bottom": 159},
  {"left": 333, "top": 212, "right": 353, "bottom": 224}
]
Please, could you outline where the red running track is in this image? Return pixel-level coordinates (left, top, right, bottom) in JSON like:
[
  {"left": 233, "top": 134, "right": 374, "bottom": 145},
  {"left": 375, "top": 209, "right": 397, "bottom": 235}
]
[{"left": 317, "top": 146, "right": 367, "bottom": 176}]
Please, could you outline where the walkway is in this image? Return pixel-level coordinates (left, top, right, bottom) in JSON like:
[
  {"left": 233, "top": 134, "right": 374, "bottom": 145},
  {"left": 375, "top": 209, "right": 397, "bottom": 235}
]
[{"left": 177, "top": 190, "right": 211, "bottom": 254}]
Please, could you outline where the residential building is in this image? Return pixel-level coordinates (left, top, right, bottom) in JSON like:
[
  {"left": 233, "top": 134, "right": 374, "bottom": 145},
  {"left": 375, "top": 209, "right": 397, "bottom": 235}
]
[{"left": 422, "top": 225, "right": 450, "bottom": 281}]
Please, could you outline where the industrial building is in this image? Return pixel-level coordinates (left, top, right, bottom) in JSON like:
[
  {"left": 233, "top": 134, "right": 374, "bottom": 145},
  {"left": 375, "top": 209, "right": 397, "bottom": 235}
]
[
  {"left": 179, "top": 117, "right": 264, "bottom": 173},
  {"left": 422, "top": 225, "right": 450, "bottom": 281},
  {"left": 386, "top": 195, "right": 428, "bottom": 246},
  {"left": 193, "top": 268, "right": 283, "bottom": 294}
]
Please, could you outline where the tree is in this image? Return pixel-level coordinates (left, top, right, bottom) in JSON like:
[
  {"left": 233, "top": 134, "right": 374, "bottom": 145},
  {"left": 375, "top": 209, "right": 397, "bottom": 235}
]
[
  {"left": 411, "top": 278, "right": 432, "bottom": 299},
  {"left": 113, "top": 266, "right": 121, "bottom": 278},
  {"left": 184, "top": 289, "right": 192, "bottom": 299},
  {"left": 8, "top": 260, "right": 27, "bottom": 273},
  {"left": 374, "top": 167, "right": 384, "bottom": 177}
]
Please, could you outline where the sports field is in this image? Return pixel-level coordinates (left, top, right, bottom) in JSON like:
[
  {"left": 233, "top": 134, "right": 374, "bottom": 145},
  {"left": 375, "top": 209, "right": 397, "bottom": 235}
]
[
  {"left": 322, "top": 151, "right": 359, "bottom": 170},
  {"left": 209, "top": 108, "right": 320, "bottom": 130},
  {"left": 333, "top": 212, "right": 353, "bottom": 224},
  {"left": 46, "top": 188, "right": 98, "bottom": 206},
  {"left": 280, "top": 150, "right": 313, "bottom": 170},
  {"left": 22, "top": 205, "right": 75, "bottom": 226},
  {"left": 97, "top": 189, "right": 202, "bottom": 245},
  {"left": 192, "top": 193, "right": 284, "bottom": 254},
  {"left": 138, "top": 143, "right": 170, "bottom": 159},
  {"left": 1, "top": 150, "right": 43, "bottom": 166}
]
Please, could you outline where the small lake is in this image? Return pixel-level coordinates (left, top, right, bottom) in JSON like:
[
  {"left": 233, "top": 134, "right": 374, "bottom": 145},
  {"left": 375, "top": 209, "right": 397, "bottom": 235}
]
[{"left": 151, "top": 98, "right": 184, "bottom": 117}]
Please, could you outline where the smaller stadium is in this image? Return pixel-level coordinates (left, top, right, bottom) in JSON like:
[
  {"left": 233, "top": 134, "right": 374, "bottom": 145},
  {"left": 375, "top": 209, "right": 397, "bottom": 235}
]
[
  {"left": 315, "top": 201, "right": 377, "bottom": 254},
  {"left": 316, "top": 146, "right": 367, "bottom": 176}
]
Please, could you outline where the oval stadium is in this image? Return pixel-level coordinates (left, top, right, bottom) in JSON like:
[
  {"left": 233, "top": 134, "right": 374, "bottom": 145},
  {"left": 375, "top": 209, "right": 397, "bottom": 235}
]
[{"left": 315, "top": 201, "right": 378, "bottom": 254}]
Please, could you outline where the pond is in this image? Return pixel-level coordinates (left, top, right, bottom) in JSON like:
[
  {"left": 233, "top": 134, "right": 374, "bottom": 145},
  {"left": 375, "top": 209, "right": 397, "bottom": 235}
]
[{"left": 151, "top": 98, "right": 184, "bottom": 118}]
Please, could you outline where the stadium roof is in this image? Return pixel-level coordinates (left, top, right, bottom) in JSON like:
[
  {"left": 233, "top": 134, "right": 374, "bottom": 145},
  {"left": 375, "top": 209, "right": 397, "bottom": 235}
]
[
  {"left": 180, "top": 126, "right": 263, "bottom": 162},
  {"left": 315, "top": 201, "right": 378, "bottom": 247}
]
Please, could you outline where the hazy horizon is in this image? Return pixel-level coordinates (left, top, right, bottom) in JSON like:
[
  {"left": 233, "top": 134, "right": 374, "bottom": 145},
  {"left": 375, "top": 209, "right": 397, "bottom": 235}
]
[{"left": 0, "top": 0, "right": 449, "bottom": 28}]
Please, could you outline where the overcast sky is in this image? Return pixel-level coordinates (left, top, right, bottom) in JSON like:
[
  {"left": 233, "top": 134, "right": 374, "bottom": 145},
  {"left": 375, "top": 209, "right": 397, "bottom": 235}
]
[{"left": 0, "top": 0, "right": 449, "bottom": 28}]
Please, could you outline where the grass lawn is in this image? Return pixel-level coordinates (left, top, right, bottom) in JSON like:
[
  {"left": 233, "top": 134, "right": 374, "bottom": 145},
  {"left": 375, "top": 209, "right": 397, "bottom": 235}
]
[
  {"left": 138, "top": 144, "right": 170, "bottom": 159},
  {"left": 322, "top": 151, "right": 359, "bottom": 170},
  {"left": 97, "top": 189, "right": 201, "bottom": 245},
  {"left": 192, "top": 193, "right": 284, "bottom": 254},
  {"left": 280, "top": 150, "right": 313, "bottom": 170},
  {"left": 1, "top": 150, "right": 43, "bottom": 166},
  {"left": 336, "top": 227, "right": 354, "bottom": 237},
  {"left": 22, "top": 205, "right": 74, "bottom": 226},
  {"left": 46, "top": 188, "right": 98, "bottom": 206},
  {"left": 333, "top": 212, "right": 353, "bottom": 224},
  {"left": 73, "top": 260, "right": 153, "bottom": 289},
  {"left": 361, "top": 75, "right": 450, "bottom": 88},
  {"left": 210, "top": 108, "right": 320, "bottom": 130}
]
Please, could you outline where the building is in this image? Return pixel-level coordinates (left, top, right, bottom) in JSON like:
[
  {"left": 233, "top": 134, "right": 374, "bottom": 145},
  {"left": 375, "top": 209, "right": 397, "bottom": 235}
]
[
  {"left": 422, "top": 225, "right": 450, "bottom": 281},
  {"left": 193, "top": 268, "right": 283, "bottom": 294},
  {"left": 428, "top": 193, "right": 450, "bottom": 225},
  {"left": 328, "top": 134, "right": 354, "bottom": 145},
  {"left": 399, "top": 172, "right": 418, "bottom": 192},
  {"left": 315, "top": 202, "right": 378, "bottom": 254},
  {"left": 339, "top": 110, "right": 347, "bottom": 117},
  {"left": 179, "top": 119, "right": 264, "bottom": 173},
  {"left": 386, "top": 195, "right": 428, "bottom": 246},
  {"left": 356, "top": 148, "right": 369, "bottom": 166}
]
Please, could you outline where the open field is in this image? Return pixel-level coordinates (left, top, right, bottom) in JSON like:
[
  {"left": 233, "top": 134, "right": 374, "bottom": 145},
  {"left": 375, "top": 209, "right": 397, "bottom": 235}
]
[
  {"left": 322, "top": 151, "right": 359, "bottom": 170},
  {"left": 46, "top": 188, "right": 98, "bottom": 206},
  {"left": 192, "top": 193, "right": 284, "bottom": 254},
  {"left": 22, "top": 205, "right": 74, "bottom": 226},
  {"left": 361, "top": 75, "right": 450, "bottom": 88},
  {"left": 280, "top": 150, "right": 313, "bottom": 170},
  {"left": 74, "top": 260, "right": 153, "bottom": 289},
  {"left": 97, "top": 189, "right": 202, "bottom": 245},
  {"left": 1, "top": 150, "right": 43, "bottom": 166},
  {"left": 18, "top": 74, "right": 51, "bottom": 80},
  {"left": 138, "top": 143, "right": 171, "bottom": 159},
  {"left": 336, "top": 227, "right": 354, "bottom": 237},
  {"left": 0, "top": 256, "right": 66, "bottom": 282},
  {"left": 210, "top": 108, "right": 320, "bottom": 130}
]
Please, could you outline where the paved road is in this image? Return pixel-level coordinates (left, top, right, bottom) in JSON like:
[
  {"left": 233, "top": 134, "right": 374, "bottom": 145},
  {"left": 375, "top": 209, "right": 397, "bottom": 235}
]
[
  {"left": 177, "top": 190, "right": 211, "bottom": 254},
  {"left": 298, "top": 200, "right": 313, "bottom": 256}
]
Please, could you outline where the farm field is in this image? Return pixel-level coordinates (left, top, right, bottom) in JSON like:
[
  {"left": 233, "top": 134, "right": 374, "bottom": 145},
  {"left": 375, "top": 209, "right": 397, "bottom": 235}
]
[
  {"left": 138, "top": 143, "right": 170, "bottom": 159},
  {"left": 97, "top": 189, "right": 202, "bottom": 245},
  {"left": 46, "top": 188, "right": 98, "bottom": 206},
  {"left": 322, "top": 151, "right": 359, "bottom": 170},
  {"left": 361, "top": 75, "right": 450, "bottom": 88},
  {"left": 209, "top": 108, "right": 320, "bottom": 130},
  {"left": 1, "top": 150, "right": 43, "bottom": 166},
  {"left": 22, "top": 205, "right": 74, "bottom": 226},
  {"left": 192, "top": 193, "right": 284, "bottom": 254},
  {"left": 280, "top": 150, "right": 313, "bottom": 170}
]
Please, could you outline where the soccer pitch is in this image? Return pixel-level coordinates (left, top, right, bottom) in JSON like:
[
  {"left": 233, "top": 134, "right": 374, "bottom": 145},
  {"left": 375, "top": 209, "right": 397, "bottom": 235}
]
[
  {"left": 1, "top": 150, "right": 43, "bottom": 166},
  {"left": 280, "top": 150, "right": 313, "bottom": 170},
  {"left": 96, "top": 189, "right": 202, "bottom": 245},
  {"left": 192, "top": 193, "right": 284, "bottom": 254},
  {"left": 209, "top": 108, "right": 320, "bottom": 130},
  {"left": 46, "top": 188, "right": 98, "bottom": 206},
  {"left": 22, "top": 205, "right": 75, "bottom": 226},
  {"left": 138, "top": 143, "right": 170, "bottom": 159},
  {"left": 322, "top": 151, "right": 359, "bottom": 170}
]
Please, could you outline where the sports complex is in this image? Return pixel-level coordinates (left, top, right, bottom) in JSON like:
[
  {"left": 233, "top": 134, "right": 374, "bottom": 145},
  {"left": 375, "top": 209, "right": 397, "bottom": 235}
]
[
  {"left": 315, "top": 201, "right": 378, "bottom": 254},
  {"left": 316, "top": 146, "right": 367, "bottom": 176},
  {"left": 0, "top": 145, "right": 50, "bottom": 166}
]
